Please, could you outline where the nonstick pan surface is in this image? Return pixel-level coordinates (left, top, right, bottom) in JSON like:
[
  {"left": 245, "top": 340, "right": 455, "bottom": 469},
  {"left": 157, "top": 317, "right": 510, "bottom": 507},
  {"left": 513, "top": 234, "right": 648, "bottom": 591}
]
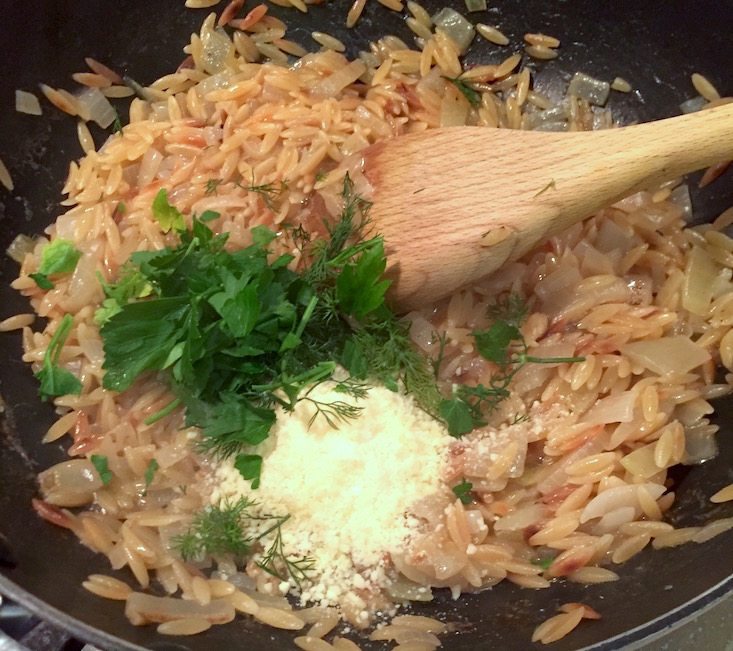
[{"left": 0, "top": 2, "right": 731, "bottom": 650}]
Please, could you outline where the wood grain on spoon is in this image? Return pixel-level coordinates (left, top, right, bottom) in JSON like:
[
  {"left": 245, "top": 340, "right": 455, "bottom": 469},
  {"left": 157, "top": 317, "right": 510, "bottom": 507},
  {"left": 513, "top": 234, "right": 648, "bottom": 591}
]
[{"left": 362, "top": 102, "right": 733, "bottom": 310}]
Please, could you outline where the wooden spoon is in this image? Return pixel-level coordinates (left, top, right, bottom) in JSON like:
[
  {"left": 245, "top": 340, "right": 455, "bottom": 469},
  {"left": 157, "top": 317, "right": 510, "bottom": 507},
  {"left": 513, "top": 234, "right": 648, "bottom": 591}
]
[{"left": 362, "top": 102, "right": 733, "bottom": 310}]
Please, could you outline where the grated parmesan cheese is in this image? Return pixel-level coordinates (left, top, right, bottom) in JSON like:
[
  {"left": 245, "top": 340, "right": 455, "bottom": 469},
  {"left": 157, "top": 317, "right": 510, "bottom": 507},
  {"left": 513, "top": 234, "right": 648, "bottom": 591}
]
[{"left": 211, "top": 380, "right": 452, "bottom": 609}]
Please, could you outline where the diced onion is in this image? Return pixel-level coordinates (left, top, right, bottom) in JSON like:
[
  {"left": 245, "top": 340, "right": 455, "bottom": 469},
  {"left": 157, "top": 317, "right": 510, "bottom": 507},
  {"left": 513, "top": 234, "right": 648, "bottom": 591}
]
[
  {"left": 38, "top": 459, "right": 102, "bottom": 506},
  {"left": 680, "top": 96, "right": 706, "bottom": 114},
  {"left": 683, "top": 427, "right": 718, "bottom": 465},
  {"left": 432, "top": 8, "right": 475, "bottom": 53},
  {"left": 682, "top": 245, "right": 720, "bottom": 316},
  {"left": 196, "top": 69, "right": 234, "bottom": 97},
  {"left": 595, "top": 218, "right": 634, "bottom": 254},
  {"left": 75, "top": 88, "right": 117, "bottom": 128},
  {"left": 620, "top": 442, "right": 662, "bottom": 478},
  {"left": 15, "top": 89, "right": 42, "bottom": 115},
  {"left": 525, "top": 100, "right": 570, "bottom": 131},
  {"left": 6, "top": 234, "right": 36, "bottom": 263},
  {"left": 201, "top": 26, "right": 233, "bottom": 74},
  {"left": 582, "top": 391, "right": 636, "bottom": 425},
  {"left": 312, "top": 60, "right": 366, "bottom": 98},
  {"left": 567, "top": 72, "right": 610, "bottom": 106},
  {"left": 668, "top": 183, "right": 692, "bottom": 220},
  {"left": 440, "top": 82, "right": 470, "bottom": 126},
  {"left": 620, "top": 336, "right": 711, "bottom": 376},
  {"left": 386, "top": 576, "right": 434, "bottom": 602},
  {"left": 464, "top": 0, "right": 487, "bottom": 11},
  {"left": 534, "top": 121, "right": 569, "bottom": 132}
]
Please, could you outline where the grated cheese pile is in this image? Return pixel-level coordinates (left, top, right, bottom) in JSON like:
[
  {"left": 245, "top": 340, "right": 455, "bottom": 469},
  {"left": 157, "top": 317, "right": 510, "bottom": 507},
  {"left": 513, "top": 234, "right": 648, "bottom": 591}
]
[{"left": 211, "top": 380, "right": 453, "bottom": 615}]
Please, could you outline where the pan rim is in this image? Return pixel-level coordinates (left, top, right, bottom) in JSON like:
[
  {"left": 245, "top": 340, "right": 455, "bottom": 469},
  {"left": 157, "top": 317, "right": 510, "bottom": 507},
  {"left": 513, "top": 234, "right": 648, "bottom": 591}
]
[{"left": 1, "top": 567, "right": 731, "bottom": 650}]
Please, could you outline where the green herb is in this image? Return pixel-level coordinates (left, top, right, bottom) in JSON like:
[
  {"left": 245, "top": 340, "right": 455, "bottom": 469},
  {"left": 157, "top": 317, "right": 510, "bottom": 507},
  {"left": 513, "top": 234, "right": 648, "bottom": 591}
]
[
  {"left": 101, "top": 179, "right": 552, "bottom": 484},
  {"left": 99, "top": 177, "right": 402, "bottom": 474},
  {"left": 234, "top": 453, "right": 263, "bottom": 490},
  {"left": 94, "top": 267, "right": 154, "bottom": 326},
  {"left": 111, "top": 112, "right": 123, "bottom": 134},
  {"left": 314, "top": 171, "right": 327, "bottom": 183},
  {"left": 199, "top": 210, "right": 220, "bottom": 223},
  {"left": 90, "top": 454, "right": 113, "bottom": 485},
  {"left": 445, "top": 75, "right": 482, "bottom": 108},
  {"left": 35, "top": 314, "right": 83, "bottom": 400},
  {"left": 440, "top": 397, "right": 475, "bottom": 437},
  {"left": 175, "top": 497, "right": 314, "bottom": 588},
  {"left": 452, "top": 478, "right": 474, "bottom": 504},
  {"left": 300, "top": 382, "right": 365, "bottom": 429},
  {"left": 176, "top": 497, "right": 256, "bottom": 560},
  {"left": 29, "top": 239, "right": 82, "bottom": 289},
  {"left": 431, "top": 331, "right": 448, "bottom": 379},
  {"left": 441, "top": 295, "right": 584, "bottom": 436},
  {"left": 144, "top": 458, "right": 159, "bottom": 487},
  {"left": 151, "top": 188, "right": 185, "bottom": 233},
  {"left": 204, "top": 178, "right": 223, "bottom": 195},
  {"left": 29, "top": 273, "right": 54, "bottom": 290},
  {"left": 256, "top": 515, "right": 316, "bottom": 590},
  {"left": 531, "top": 555, "right": 555, "bottom": 570},
  {"left": 143, "top": 398, "right": 182, "bottom": 425},
  {"left": 237, "top": 178, "right": 288, "bottom": 211}
]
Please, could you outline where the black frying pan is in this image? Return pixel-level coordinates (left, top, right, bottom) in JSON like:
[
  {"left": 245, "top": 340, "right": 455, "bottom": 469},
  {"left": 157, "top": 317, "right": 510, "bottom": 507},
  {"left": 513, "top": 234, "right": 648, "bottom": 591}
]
[{"left": 0, "top": 2, "right": 731, "bottom": 649}]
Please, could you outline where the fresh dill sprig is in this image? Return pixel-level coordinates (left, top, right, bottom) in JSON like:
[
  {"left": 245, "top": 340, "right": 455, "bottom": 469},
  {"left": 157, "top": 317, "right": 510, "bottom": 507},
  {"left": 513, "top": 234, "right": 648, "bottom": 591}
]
[
  {"left": 175, "top": 497, "right": 257, "bottom": 561},
  {"left": 333, "top": 378, "right": 370, "bottom": 401},
  {"left": 344, "top": 317, "right": 443, "bottom": 417},
  {"left": 204, "top": 178, "right": 223, "bottom": 195},
  {"left": 174, "top": 498, "right": 315, "bottom": 589},
  {"left": 302, "top": 394, "right": 364, "bottom": 430},
  {"left": 431, "top": 331, "right": 448, "bottom": 380},
  {"left": 256, "top": 515, "right": 316, "bottom": 590},
  {"left": 236, "top": 177, "right": 288, "bottom": 210}
]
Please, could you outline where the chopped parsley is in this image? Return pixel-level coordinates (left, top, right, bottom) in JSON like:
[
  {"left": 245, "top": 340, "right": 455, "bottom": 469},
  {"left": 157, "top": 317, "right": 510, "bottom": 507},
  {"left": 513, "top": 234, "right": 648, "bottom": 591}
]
[
  {"left": 35, "top": 314, "right": 83, "bottom": 401},
  {"left": 143, "top": 398, "right": 181, "bottom": 426},
  {"left": 236, "top": 178, "right": 288, "bottom": 211},
  {"left": 233, "top": 454, "right": 263, "bottom": 490},
  {"left": 452, "top": 478, "right": 474, "bottom": 504},
  {"left": 439, "top": 295, "right": 584, "bottom": 437},
  {"left": 98, "top": 176, "right": 421, "bottom": 489},
  {"left": 531, "top": 555, "right": 555, "bottom": 570},
  {"left": 29, "top": 239, "right": 81, "bottom": 290},
  {"left": 151, "top": 188, "right": 185, "bottom": 233},
  {"left": 94, "top": 267, "right": 153, "bottom": 326},
  {"left": 90, "top": 454, "right": 113, "bottom": 486},
  {"left": 444, "top": 75, "right": 482, "bottom": 108},
  {"left": 111, "top": 112, "right": 123, "bottom": 134}
]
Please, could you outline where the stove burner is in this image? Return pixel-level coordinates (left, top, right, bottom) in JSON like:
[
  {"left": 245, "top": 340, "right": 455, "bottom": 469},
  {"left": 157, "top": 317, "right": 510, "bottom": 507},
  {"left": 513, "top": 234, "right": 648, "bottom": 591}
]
[{"left": 0, "top": 595, "right": 100, "bottom": 651}]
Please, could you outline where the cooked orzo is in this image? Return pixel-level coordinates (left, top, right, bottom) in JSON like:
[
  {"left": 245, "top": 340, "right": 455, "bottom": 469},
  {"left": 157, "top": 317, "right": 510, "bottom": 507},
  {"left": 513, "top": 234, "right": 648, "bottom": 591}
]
[{"left": 4, "top": 2, "right": 733, "bottom": 649}]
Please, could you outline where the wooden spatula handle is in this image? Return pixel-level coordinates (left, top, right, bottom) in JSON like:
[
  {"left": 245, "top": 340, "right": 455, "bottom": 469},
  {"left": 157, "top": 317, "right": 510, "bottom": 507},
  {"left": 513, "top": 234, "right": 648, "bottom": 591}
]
[{"left": 365, "top": 103, "right": 733, "bottom": 310}]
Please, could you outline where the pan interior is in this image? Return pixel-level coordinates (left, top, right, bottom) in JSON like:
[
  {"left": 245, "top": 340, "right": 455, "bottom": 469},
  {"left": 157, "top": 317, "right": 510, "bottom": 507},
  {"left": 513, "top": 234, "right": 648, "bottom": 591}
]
[{"left": 0, "top": 2, "right": 731, "bottom": 650}]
